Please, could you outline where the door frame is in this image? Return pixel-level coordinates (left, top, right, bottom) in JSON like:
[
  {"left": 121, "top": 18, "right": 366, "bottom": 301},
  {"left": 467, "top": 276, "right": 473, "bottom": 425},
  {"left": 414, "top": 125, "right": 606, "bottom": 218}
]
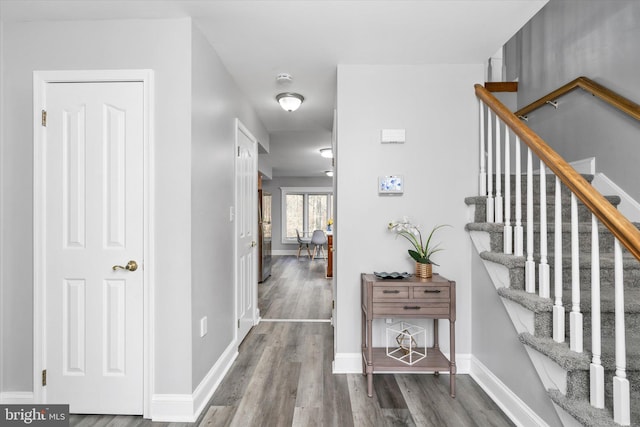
[
  {"left": 233, "top": 118, "right": 259, "bottom": 344},
  {"left": 32, "top": 70, "right": 155, "bottom": 417}
]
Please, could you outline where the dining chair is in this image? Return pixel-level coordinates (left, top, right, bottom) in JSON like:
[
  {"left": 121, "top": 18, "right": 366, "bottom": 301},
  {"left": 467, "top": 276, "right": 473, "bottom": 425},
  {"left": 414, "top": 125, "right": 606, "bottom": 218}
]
[
  {"left": 296, "top": 229, "right": 312, "bottom": 260},
  {"left": 310, "top": 229, "right": 327, "bottom": 260}
]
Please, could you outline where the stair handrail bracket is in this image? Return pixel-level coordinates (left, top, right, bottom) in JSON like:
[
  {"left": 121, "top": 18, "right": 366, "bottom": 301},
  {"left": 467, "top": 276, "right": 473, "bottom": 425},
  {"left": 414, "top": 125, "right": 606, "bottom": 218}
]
[{"left": 475, "top": 84, "right": 640, "bottom": 261}]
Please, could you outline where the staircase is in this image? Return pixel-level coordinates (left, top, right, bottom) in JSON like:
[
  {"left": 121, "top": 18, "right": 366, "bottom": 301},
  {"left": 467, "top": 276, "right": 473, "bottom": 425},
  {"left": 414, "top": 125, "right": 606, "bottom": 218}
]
[{"left": 466, "top": 174, "right": 640, "bottom": 426}]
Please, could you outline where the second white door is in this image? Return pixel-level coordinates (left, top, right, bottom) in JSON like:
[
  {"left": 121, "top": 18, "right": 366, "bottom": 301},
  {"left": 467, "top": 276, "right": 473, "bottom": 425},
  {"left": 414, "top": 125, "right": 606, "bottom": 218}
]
[{"left": 235, "top": 121, "right": 258, "bottom": 343}]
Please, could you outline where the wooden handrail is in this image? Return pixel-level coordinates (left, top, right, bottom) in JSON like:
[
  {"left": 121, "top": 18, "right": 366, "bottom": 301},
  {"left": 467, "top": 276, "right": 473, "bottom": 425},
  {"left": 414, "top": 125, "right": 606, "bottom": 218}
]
[
  {"left": 515, "top": 76, "right": 640, "bottom": 121},
  {"left": 476, "top": 84, "right": 640, "bottom": 261}
]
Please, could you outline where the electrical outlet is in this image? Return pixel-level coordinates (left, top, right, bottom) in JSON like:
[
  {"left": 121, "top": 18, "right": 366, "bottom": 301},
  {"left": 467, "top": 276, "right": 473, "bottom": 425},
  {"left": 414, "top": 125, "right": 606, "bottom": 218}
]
[
  {"left": 200, "top": 316, "right": 208, "bottom": 337},
  {"left": 386, "top": 318, "right": 393, "bottom": 324}
]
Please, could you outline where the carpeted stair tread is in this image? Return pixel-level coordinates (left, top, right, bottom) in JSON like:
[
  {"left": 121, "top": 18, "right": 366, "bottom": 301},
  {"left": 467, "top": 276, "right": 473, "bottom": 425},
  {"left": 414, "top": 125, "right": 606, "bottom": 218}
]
[
  {"left": 519, "top": 332, "right": 590, "bottom": 370},
  {"left": 498, "top": 287, "right": 640, "bottom": 314},
  {"left": 479, "top": 250, "right": 640, "bottom": 271},
  {"left": 547, "top": 389, "right": 620, "bottom": 427},
  {"left": 520, "top": 331, "right": 640, "bottom": 372},
  {"left": 497, "top": 287, "right": 552, "bottom": 312},
  {"left": 478, "top": 250, "right": 525, "bottom": 268},
  {"left": 466, "top": 221, "right": 640, "bottom": 234},
  {"left": 464, "top": 194, "right": 621, "bottom": 207}
]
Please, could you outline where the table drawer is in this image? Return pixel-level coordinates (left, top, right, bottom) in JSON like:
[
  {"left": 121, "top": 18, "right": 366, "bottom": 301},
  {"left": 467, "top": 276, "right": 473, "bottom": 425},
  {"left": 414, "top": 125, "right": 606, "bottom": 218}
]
[
  {"left": 373, "top": 286, "right": 409, "bottom": 300},
  {"left": 411, "top": 286, "right": 450, "bottom": 301},
  {"left": 372, "top": 302, "right": 450, "bottom": 317}
]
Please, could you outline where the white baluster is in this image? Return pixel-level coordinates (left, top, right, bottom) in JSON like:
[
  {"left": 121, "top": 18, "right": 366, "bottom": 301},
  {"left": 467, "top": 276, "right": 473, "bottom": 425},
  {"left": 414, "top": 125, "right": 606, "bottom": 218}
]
[
  {"left": 553, "top": 177, "right": 564, "bottom": 343},
  {"left": 486, "top": 110, "right": 494, "bottom": 223},
  {"left": 570, "top": 193, "right": 583, "bottom": 353},
  {"left": 525, "top": 147, "right": 535, "bottom": 293},
  {"left": 503, "top": 127, "right": 512, "bottom": 254},
  {"left": 495, "top": 114, "right": 503, "bottom": 223},
  {"left": 479, "top": 101, "right": 486, "bottom": 196},
  {"left": 613, "top": 239, "right": 630, "bottom": 425},
  {"left": 514, "top": 136, "right": 523, "bottom": 257},
  {"left": 590, "top": 214, "right": 604, "bottom": 408},
  {"left": 538, "top": 161, "right": 550, "bottom": 298}
]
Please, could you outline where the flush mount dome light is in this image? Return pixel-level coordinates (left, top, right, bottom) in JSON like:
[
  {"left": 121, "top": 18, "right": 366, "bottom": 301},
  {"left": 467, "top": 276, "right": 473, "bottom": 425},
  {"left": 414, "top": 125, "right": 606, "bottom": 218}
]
[
  {"left": 319, "top": 148, "right": 333, "bottom": 158},
  {"left": 276, "top": 92, "right": 304, "bottom": 112}
]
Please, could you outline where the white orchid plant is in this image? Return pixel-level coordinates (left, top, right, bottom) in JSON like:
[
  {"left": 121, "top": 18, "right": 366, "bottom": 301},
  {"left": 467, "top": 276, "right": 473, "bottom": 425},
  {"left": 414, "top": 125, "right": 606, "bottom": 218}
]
[{"left": 387, "top": 218, "right": 450, "bottom": 265}]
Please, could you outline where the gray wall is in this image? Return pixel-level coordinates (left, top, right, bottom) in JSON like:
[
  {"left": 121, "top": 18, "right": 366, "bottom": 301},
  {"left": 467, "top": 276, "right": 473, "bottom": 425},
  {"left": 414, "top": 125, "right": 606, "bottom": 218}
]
[
  {"left": 262, "top": 176, "right": 333, "bottom": 253},
  {"left": 1, "top": 18, "right": 193, "bottom": 394},
  {"left": 0, "top": 17, "right": 268, "bottom": 397},
  {"left": 335, "top": 64, "right": 480, "bottom": 363},
  {"left": 190, "top": 26, "right": 268, "bottom": 390},
  {"left": 512, "top": 0, "right": 640, "bottom": 201},
  {"left": 471, "top": 251, "right": 562, "bottom": 426}
]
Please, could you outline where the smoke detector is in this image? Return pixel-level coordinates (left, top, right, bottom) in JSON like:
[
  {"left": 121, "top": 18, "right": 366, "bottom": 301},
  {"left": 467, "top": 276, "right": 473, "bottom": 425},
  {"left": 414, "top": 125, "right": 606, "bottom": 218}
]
[{"left": 276, "top": 73, "right": 293, "bottom": 83}]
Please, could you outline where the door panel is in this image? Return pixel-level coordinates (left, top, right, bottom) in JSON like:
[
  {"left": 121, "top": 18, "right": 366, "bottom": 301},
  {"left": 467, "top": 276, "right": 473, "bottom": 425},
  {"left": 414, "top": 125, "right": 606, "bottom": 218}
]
[
  {"left": 236, "top": 123, "right": 257, "bottom": 342},
  {"left": 45, "top": 81, "right": 144, "bottom": 414}
]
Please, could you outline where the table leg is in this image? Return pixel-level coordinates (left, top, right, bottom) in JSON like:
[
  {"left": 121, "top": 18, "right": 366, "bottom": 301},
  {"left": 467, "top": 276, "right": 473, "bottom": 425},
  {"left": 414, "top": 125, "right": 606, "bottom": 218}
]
[{"left": 450, "top": 319, "right": 456, "bottom": 397}]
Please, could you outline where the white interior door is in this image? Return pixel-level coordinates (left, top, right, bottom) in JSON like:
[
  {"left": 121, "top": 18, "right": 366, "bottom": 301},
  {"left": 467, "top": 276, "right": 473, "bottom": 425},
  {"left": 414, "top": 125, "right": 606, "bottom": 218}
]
[
  {"left": 44, "top": 81, "right": 144, "bottom": 414},
  {"left": 235, "top": 120, "right": 258, "bottom": 343}
]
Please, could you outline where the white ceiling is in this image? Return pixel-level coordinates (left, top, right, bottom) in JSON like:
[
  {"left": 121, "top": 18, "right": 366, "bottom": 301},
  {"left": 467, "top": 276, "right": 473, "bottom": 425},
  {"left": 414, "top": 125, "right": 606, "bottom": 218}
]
[{"left": 0, "top": 0, "right": 548, "bottom": 177}]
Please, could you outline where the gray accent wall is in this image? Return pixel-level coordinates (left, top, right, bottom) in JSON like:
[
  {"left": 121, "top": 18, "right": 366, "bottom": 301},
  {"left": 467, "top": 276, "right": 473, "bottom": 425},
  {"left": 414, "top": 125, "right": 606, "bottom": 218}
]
[{"left": 511, "top": 0, "right": 640, "bottom": 201}]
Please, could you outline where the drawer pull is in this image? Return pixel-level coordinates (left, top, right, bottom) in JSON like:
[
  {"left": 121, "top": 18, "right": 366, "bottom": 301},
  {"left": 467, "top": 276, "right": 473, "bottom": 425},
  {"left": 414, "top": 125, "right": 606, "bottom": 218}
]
[
  {"left": 383, "top": 290, "right": 400, "bottom": 294},
  {"left": 423, "top": 289, "right": 442, "bottom": 293},
  {"left": 403, "top": 306, "right": 421, "bottom": 310}
]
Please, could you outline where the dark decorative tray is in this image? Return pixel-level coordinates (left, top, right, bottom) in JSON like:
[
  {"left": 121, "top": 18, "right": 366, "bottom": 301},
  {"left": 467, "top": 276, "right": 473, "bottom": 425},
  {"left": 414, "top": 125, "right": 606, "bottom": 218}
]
[{"left": 374, "top": 271, "right": 411, "bottom": 280}]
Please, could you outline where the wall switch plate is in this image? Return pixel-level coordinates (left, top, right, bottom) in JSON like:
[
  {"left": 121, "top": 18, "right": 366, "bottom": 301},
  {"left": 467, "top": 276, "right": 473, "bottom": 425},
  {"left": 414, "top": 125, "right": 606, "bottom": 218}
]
[
  {"left": 200, "top": 316, "right": 208, "bottom": 337},
  {"left": 229, "top": 206, "right": 234, "bottom": 222},
  {"left": 381, "top": 129, "right": 405, "bottom": 144},
  {"left": 386, "top": 318, "right": 394, "bottom": 324}
]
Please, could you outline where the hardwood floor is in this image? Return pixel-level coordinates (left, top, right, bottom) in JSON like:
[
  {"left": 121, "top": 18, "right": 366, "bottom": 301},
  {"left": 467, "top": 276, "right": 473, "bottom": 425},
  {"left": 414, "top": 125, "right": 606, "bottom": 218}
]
[
  {"left": 70, "top": 256, "right": 514, "bottom": 427},
  {"left": 259, "top": 256, "right": 332, "bottom": 320}
]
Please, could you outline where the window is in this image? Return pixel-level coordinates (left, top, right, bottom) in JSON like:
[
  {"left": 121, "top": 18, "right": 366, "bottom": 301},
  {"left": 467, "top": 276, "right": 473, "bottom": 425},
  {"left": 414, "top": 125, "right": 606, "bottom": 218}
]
[{"left": 281, "top": 187, "right": 333, "bottom": 243}]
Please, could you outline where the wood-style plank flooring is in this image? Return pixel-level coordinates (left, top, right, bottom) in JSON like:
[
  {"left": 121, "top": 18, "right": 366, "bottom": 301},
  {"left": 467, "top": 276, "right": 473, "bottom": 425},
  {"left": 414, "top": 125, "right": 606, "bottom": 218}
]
[
  {"left": 70, "top": 256, "right": 514, "bottom": 427},
  {"left": 259, "top": 256, "right": 332, "bottom": 320}
]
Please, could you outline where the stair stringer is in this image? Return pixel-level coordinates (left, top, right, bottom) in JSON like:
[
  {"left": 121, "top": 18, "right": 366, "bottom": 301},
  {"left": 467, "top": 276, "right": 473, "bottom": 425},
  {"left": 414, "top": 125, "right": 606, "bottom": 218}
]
[{"left": 469, "top": 230, "right": 512, "bottom": 289}]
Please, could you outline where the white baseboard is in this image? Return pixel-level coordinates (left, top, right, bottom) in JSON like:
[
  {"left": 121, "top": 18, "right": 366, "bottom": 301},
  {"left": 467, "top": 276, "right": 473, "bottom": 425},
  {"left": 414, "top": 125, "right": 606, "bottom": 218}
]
[
  {"left": 470, "top": 356, "right": 549, "bottom": 427},
  {"left": 592, "top": 172, "right": 640, "bottom": 222},
  {"left": 332, "top": 352, "right": 470, "bottom": 374},
  {"left": 333, "top": 352, "right": 361, "bottom": 374},
  {"left": 150, "top": 394, "right": 194, "bottom": 422},
  {"left": 0, "top": 392, "right": 34, "bottom": 404},
  {"left": 192, "top": 341, "right": 238, "bottom": 422},
  {"left": 151, "top": 341, "right": 238, "bottom": 422},
  {"left": 568, "top": 157, "right": 596, "bottom": 175}
]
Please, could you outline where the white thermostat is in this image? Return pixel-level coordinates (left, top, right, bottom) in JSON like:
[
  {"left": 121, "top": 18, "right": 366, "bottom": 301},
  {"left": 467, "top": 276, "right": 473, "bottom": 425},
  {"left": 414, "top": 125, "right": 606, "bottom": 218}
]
[{"left": 378, "top": 175, "right": 404, "bottom": 194}]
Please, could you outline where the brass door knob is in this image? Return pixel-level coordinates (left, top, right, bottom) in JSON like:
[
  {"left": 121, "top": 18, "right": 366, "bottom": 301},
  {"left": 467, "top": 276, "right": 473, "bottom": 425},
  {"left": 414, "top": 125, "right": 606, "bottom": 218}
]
[
  {"left": 113, "top": 260, "right": 138, "bottom": 272},
  {"left": 251, "top": 241, "right": 257, "bottom": 247}
]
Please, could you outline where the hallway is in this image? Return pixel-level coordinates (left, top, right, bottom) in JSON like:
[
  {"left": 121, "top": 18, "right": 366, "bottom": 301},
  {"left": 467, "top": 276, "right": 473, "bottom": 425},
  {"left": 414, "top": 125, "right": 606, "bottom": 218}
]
[{"left": 70, "top": 257, "right": 513, "bottom": 426}]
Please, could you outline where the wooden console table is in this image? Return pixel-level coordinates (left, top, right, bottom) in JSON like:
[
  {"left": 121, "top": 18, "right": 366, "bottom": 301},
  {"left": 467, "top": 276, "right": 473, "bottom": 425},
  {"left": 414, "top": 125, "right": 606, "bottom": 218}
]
[{"left": 361, "top": 273, "right": 456, "bottom": 398}]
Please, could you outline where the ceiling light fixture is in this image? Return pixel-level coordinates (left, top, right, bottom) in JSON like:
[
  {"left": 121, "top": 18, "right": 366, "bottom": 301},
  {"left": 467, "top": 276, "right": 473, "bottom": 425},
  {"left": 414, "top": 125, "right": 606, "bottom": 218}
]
[
  {"left": 319, "top": 148, "right": 333, "bottom": 158},
  {"left": 276, "top": 92, "right": 304, "bottom": 112},
  {"left": 325, "top": 170, "right": 334, "bottom": 177}
]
